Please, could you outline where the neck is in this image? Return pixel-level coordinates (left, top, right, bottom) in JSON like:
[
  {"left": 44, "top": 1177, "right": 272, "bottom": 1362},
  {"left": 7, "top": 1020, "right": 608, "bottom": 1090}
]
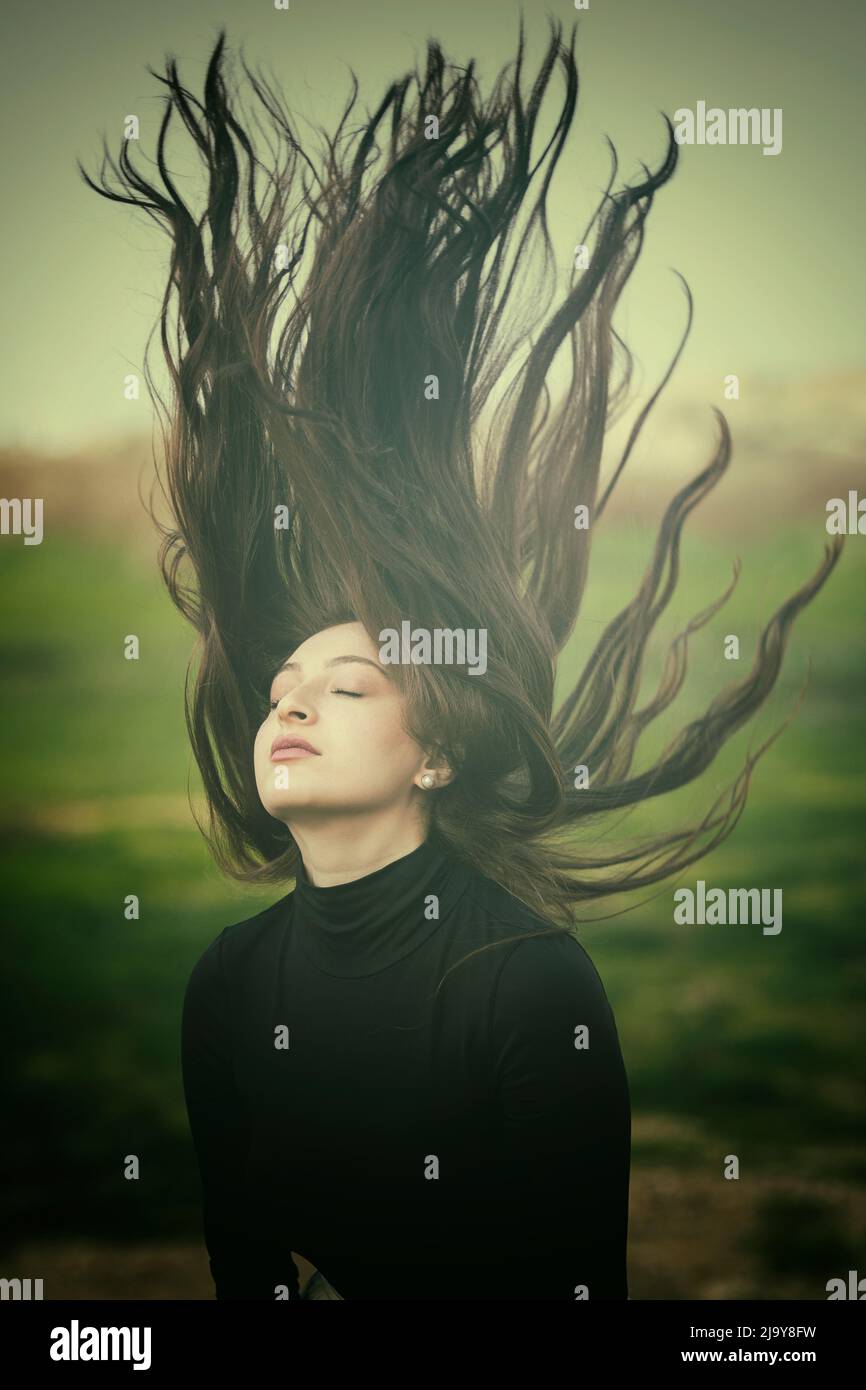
[
  {"left": 288, "top": 831, "right": 473, "bottom": 977},
  {"left": 287, "top": 807, "right": 431, "bottom": 887}
]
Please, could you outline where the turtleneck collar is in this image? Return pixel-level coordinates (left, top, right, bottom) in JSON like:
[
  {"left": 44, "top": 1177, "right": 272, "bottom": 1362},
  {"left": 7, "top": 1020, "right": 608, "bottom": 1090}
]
[{"left": 290, "top": 835, "right": 472, "bottom": 977}]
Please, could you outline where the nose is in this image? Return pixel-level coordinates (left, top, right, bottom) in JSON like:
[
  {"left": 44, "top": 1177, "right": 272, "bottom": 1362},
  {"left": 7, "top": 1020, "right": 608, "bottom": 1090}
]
[{"left": 274, "top": 687, "right": 316, "bottom": 723}]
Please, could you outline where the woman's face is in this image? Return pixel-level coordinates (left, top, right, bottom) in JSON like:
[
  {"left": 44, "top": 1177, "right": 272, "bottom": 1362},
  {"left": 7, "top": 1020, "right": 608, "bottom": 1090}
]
[{"left": 254, "top": 621, "right": 443, "bottom": 822}]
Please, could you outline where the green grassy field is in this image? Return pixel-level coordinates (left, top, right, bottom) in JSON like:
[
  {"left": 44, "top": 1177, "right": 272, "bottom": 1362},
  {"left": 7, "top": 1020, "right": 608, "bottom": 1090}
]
[{"left": 1, "top": 520, "right": 863, "bottom": 1297}]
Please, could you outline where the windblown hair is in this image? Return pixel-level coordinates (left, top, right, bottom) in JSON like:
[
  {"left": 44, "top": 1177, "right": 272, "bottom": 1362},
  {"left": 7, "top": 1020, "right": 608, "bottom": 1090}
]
[{"left": 80, "top": 18, "right": 841, "bottom": 940}]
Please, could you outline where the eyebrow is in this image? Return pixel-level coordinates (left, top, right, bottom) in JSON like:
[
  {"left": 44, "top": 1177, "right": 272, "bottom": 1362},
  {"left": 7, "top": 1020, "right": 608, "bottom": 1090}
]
[{"left": 274, "top": 655, "right": 388, "bottom": 677}]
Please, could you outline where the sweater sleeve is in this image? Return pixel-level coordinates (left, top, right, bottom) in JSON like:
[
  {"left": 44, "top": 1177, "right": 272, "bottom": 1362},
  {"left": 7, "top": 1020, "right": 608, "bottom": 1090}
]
[
  {"left": 483, "top": 931, "right": 631, "bottom": 1300},
  {"left": 181, "top": 930, "right": 301, "bottom": 1300}
]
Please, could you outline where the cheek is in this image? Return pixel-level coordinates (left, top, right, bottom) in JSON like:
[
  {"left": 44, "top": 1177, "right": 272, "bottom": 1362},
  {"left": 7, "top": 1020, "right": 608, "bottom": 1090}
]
[
  {"left": 254, "top": 718, "right": 273, "bottom": 761},
  {"left": 365, "top": 715, "right": 419, "bottom": 771}
]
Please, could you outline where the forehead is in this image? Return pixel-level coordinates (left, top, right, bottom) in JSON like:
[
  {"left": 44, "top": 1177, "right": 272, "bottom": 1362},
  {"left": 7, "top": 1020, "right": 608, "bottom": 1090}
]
[{"left": 286, "top": 622, "right": 377, "bottom": 666}]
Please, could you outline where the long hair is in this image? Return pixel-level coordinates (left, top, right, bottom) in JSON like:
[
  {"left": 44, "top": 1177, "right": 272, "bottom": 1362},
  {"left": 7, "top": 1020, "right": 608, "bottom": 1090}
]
[{"left": 80, "top": 17, "right": 842, "bottom": 945}]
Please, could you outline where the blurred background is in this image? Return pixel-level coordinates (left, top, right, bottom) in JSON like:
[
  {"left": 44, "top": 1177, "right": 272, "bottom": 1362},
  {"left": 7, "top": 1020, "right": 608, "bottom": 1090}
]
[{"left": 1, "top": 0, "right": 864, "bottom": 1298}]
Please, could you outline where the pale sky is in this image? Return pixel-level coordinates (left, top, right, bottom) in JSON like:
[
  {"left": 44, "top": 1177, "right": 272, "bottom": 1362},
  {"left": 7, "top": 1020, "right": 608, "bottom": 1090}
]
[{"left": 2, "top": 0, "right": 863, "bottom": 452}]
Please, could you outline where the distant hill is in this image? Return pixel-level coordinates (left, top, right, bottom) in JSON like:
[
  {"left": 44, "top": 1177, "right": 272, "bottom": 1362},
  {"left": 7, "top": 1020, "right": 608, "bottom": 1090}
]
[
  {"left": 0, "top": 432, "right": 163, "bottom": 551},
  {"left": 2, "top": 369, "right": 864, "bottom": 543},
  {"left": 600, "top": 368, "right": 866, "bottom": 534}
]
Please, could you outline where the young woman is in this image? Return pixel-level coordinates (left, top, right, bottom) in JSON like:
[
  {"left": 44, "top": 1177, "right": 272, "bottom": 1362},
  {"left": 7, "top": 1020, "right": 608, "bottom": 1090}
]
[{"left": 80, "top": 19, "right": 842, "bottom": 1300}]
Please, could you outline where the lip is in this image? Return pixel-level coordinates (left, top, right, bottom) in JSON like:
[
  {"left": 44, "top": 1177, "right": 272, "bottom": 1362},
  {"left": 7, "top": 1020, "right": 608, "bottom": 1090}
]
[{"left": 270, "top": 735, "right": 321, "bottom": 761}]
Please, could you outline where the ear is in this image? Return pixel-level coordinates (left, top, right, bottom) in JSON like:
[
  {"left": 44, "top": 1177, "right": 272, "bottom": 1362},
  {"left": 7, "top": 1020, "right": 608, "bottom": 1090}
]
[{"left": 415, "top": 748, "right": 456, "bottom": 790}]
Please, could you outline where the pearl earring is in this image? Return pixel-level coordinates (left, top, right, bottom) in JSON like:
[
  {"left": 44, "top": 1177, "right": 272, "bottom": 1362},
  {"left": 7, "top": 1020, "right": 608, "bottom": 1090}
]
[{"left": 420, "top": 774, "right": 436, "bottom": 789}]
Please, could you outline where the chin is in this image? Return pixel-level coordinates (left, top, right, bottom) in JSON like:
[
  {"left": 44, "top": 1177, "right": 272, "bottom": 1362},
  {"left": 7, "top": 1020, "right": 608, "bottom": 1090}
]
[{"left": 263, "top": 795, "right": 332, "bottom": 816}]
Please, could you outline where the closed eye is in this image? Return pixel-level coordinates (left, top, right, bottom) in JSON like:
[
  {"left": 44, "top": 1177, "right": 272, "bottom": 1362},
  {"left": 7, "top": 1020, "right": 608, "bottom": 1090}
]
[{"left": 267, "top": 688, "right": 364, "bottom": 710}]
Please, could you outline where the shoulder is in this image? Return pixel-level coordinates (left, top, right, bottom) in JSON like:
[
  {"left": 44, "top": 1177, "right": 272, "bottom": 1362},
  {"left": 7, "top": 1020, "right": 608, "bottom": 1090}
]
[
  {"left": 183, "top": 890, "right": 293, "bottom": 1004},
  {"left": 493, "top": 932, "right": 616, "bottom": 1039},
  {"left": 463, "top": 871, "right": 618, "bottom": 1031},
  {"left": 466, "top": 870, "right": 608, "bottom": 992}
]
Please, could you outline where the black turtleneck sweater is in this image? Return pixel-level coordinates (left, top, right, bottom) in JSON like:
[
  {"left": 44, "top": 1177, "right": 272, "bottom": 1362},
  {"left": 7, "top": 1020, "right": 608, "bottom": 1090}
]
[{"left": 181, "top": 836, "right": 631, "bottom": 1300}]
